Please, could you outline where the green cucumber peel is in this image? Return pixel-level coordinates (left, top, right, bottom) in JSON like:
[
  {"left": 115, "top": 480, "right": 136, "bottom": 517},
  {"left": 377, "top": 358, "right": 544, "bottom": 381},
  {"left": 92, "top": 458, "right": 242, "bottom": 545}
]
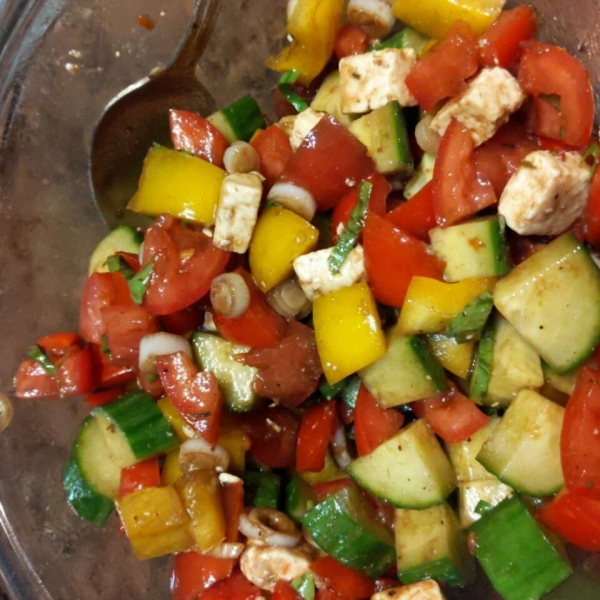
[{"left": 278, "top": 70, "right": 309, "bottom": 113}]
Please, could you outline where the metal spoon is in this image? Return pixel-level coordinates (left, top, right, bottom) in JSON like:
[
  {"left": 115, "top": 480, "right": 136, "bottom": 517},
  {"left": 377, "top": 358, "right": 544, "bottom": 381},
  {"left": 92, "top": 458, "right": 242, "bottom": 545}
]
[{"left": 89, "top": 0, "right": 219, "bottom": 229}]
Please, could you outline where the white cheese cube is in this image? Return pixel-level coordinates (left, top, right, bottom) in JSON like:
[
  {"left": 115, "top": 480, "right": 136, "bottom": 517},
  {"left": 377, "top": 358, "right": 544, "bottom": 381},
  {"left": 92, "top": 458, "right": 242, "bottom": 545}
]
[
  {"left": 293, "top": 245, "right": 366, "bottom": 300},
  {"left": 213, "top": 172, "right": 264, "bottom": 253},
  {"left": 430, "top": 67, "right": 526, "bottom": 146},
  {"left": 340, "top": 49, "right": 418, "bottom": 113},
  {"left": 371, "top": 580, "right": 446, "bottom": 600},
  {"left": 499, "top": 150, "right": 590, "bottom": 236},
  {"left": 290, "top": 108, "right": 325, "bottom": 151},
  {"left": 347, "top": 0, "right": 394, "bottom": 39}
]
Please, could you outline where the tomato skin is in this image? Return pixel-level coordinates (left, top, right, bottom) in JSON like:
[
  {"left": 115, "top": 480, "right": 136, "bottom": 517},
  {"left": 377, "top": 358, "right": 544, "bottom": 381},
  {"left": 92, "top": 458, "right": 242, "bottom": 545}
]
[
  {"left": 142, "top": 215, "right": 230, "bottom": 316},
  {"left": 312, "top": 477, "right": 353, "bottom": 502},
  {"left": 334, "top": 23, "right": 369, "bottom": 60},
  {"left": 363, "top": 212, "right": 445, "bottom": 307},
  {"left": 157, "top": 351, "right": 223, "bottom": 445},
  {"left": 385, "top": 182, "right": 436, "bottom": 241},
  {"left": 412, "top": 385, "right": 490, "bottom": 443},
  {"left": 433, "top": 119, "right": 497, "bottom": 227},
  {"left": 241, "top": 406, "right": 299, "bottom": 469},
  {"left": 160, "top": 304, "right": 204, "bottom": 336},
  {"left": 171, "top": 553, "right": 235, "bottom": 600},
  {"left": 406, "top": 21, "right": 478, "bottom": 111},
  {"left": 311, "top": 556, "right": 375, "bottom": 600},
  {"left": 331, "top": 172, "right": 390, "bottom": 242},
  {"left": 119, "top": 458, "right": 161, "bottom": 497},
  {"left": 296, "top": 400, "right": 338, "bottom": 472},
  {"left": 213, "top": 268, "right": 288, "bottom": 349},
  {"left": 56, "top": 347, "right": 95, "bottom": 397},
  {"left": 354, "top": 385, "right": 404, "bottom": 456},
  {"left": 272, "top": 581, "right": 303, "bottom": 600},
  {"left": 584, "top": 167, "right": 600, "bottom": 248},
  {"left": 478, "top": 6, "right": 537, "bottom": 68},
  {"left": 279, "top": 115, "right": 374, "bottom": 212},
  {"left": 518, "top": 42, "right": 594, "bottom": 147},
  {"left": 250, "top": 125, "right": 293, "bottom": 186},
  {"left": 37, "top": 332, "right": 81, "bottom": 354},
  {"left": 199, "top": 570, "right": 262, "bottom": 600},
  {"left": 537, "top": 488, "right": 600, "bottom": 552},
  {"left": 561, "top": 367, "right": 600, "bottom": 493},
  {"left": 169, "top": 109, "right": 228, "bottom": 168},
  {"left": 84, "top": 387, "right": 124, "bottom": 407},
  {"left": 316, "top": 590, "right": 344, "bottom": 600},
  {"left": 88, "top": 343, "right": 137, "bottom": 388},
  {"left": 14, "top": 360, "right": 59, "bottom": 399}
]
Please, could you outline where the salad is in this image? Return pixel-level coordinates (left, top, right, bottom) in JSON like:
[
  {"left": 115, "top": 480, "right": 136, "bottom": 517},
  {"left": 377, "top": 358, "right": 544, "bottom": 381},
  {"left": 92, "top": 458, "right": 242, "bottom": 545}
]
[{"left": 8, "top": 0, "right": 600, "bottom": 599}]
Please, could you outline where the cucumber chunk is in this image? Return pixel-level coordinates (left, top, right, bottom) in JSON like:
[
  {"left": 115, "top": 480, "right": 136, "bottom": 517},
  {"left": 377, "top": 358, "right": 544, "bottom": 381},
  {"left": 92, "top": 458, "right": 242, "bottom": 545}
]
[
  {"left": 543, "top": 363, "right": 580, "bottom": 396},
  {"left": 310, "top": 71, "right": 354, "bottom": 127},
  {"left": 208, "top": 95, "right": 266, "bottom": 143},
  {"left": 457, "top": 480, "right": 513, "bottom": 528},
  {"left": 359, "top": 330, "right": 446, "bottom": 408},
  {"left": 285, "top": 473, "right": 317, "bottom": 522},
  {"left": 477, "top": 390, "right": 564, "bottom": 497},
  {"left": 404, "top": 153, "right": 435, "bottom": 199},
  {"left": 371, "top": 27, "right": 430, "bottom": 55},
  {"left": 395, "top": 503, "right": 475, "bottom": 587},
  {"left": 243, "top": 471, "right": 281, "bottom": 509},
  {"left": 494, "top": 232, "right": 600, "bottom": 373},
  {"left": 348, "top": 419, "right": 456, "bottom": 509},
  {"left": 470, "top": 496, "right": 572, "bottom": 600},
  {"left": 191, "top": 332, "right": 261, "bottom": 412},
  {"left": 301, "top": 485, "right": 396, "bottom": 578},
  {"left": 348, "top": 101, "right": 413, "bottom": 175},
  {"left": 430, "top": 216, "right": 511, "bottom": 281},
  {"left": 426, "top": 333, "right": 474, "bottom": 380},
  {"left": 88, "top": 225, "right": 142, "bottom": 275}
]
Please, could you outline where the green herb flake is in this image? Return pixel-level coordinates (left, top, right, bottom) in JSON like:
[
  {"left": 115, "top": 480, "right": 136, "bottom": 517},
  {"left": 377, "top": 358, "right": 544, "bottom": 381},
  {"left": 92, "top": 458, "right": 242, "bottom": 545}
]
[
  {"left": 100, "top": 334, "right": 111, "bottom": 357},
  {"left": 328, "top": 180, "right": 372, "bottom": 275},
  {"left": 582, "top": 143, "right": 600, "bottom": 181},
  {"left": 27, "top": 344, "right": 56, "bottom": 376},
  {"left": 539, "top": 93, "right": 561, "bottom": 112},
  {"left": 107, "top": 254, "right": 156, "bottom": 305},
  {"left": 278, "top": 70, "right": 309, "bottom": 113}
]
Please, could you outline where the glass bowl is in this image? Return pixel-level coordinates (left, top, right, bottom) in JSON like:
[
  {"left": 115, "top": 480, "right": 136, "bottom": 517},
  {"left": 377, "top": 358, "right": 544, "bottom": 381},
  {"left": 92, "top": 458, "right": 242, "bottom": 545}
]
[{"left": 0, "top": 1, "right": 598, "bottom": 598}]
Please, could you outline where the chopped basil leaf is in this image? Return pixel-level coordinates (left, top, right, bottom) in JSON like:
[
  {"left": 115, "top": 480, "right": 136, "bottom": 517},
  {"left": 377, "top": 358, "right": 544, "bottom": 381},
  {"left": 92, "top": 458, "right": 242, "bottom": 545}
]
[
  {"left": 27, "top": 344, "right": 56, "bottom": 376},
  {"left": 328, "top": 180, "right": 372, "bottom": 274},
  {"left": 539, "top": 93, "right": 561, "bottom": 111},
  {"left": 107, "top": 254, "right": 156, "bottom": 305},
  {"left": 583, "top": 143, "right": 600, "bottom": 180},
  {"left": 292, "top": 573, "right": 315, "bottom": 600},
  {"left": 319, "top": 378, "right": 347, "bottom": 399},
  {"left": 145, "top": 372, "right": 159, "bottom": 384},
  {"left": 106, "top": 255, "right": 134, "bottom": 279},
  {"left": 100, "top": 334, "right": 111, "bottom": 357},
  {"left": 278, "top": 70, "right": 309, "bottom": 113}
]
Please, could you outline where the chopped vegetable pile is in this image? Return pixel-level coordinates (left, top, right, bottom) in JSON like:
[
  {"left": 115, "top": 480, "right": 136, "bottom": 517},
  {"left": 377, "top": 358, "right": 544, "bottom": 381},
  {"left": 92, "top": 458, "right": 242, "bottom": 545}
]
[{"left": 10, "top": 1, "right": 600, "bottom": 599}]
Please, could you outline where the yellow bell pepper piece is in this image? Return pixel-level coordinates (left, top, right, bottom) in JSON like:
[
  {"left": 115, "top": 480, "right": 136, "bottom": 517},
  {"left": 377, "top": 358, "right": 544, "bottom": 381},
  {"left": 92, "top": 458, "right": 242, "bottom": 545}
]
[
  {"left": 266, "top": 0, "right": 344, "bottom": 86},
  {"left": 299, "top": 451, "right": 346, "bottom": 486},
  {"left": 116, "top": 486, "right": 194, "bottom": 560},
  {"left": 249, "top": 205, "right": 319, "bottom": 292},
  {"left": 175, "top": 471, "right": 226, "bottom": 552},
  {"left": 249, "top": 128, "right": 264, "bottom": 143},
  {"left": 426, "top": 333, "right": 475, "bottom": 380},
  {"left": 157, "top": 397, "right": 194, "bottom": 442},
  {"left": 313, "top": 282, "right": 386, "bottom": 385},
  {"left": 161, "top": 449, "right": 184, "bottom": 486},
  {"left": 128, "top": 145, "right": 226, "bottom": 225},
  {"left": 392, "top": 0, "right": 505, "bottom": 39},
  {"left": 218, "top": 421, "right": 251, "bottom": 474},
  {"left": 398, "top": 277, "right": 496, "bottom": 335}
]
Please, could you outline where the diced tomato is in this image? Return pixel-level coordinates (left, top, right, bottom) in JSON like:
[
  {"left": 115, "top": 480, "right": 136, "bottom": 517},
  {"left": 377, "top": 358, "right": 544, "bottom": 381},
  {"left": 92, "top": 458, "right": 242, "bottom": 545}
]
[
  {"left": 478, "top": 6, "right": 537, "bottom": 68},
  {"left": 142, "top": 215, "right": 230, "bottom": 316},
  {"left": 119, "top": 458, "right": 161, "bottom": 497},
  {"left": 250, "top": 125, "right": 293, "bottom": 186},
  {"left": 169, "top": 109, "right": 228, "bottom": 168},
  {"left": 312, "top": 478, "right": 353, "bottom": 502},
  {"left": 406, "top": 21, "right": 479, "bottom": 111},
  {"left": 171, "top": 553, "right": 235, "bottom": 600},
  {"left": 296, "top": 400, "right": 338, "bottom": 472},
  {"left": 537, "top": 135, "right": 583, "bottom": 154},
  {"left": 385, "top": 182, "right": 436, "bottom": 241},
  {"left": 137, "top": 369, "right": 165, "bottom": 399},
  {"left": 37, "top": 332, "right": 81, "bottom": 355},
  {"left": 561, "top": 367, "right": 600, "bottom": 493},
  {"left": 241, "top": 406, "right": 299, "bottom": 469},
  {"left": 363, "top": 212, "right": 445, "bottom": 307},
  {"left": 584, "top": 167, "right": 600, "bottom": 247},
  {"left": 354, "top": 385, "right": 404, "bottom": 456},
  {"left": 157, "top": 351, "right": 223, "bottom": 445},
  {"left": 160, "top": 304, "right": 204, "bottom": 336},
  {"left": 433, "top": 119, "right": 497, "bottom": 227},
  {"left": 56, "top": 346, "right": 95, "bottom": 397},
  {"left": 412, "top": 384, "right": 490, "bottom": 443},
  {"left": 331, "top": 172, "right": 390, "bottom": 242},
  {"left": 213, "top": 268, "right": 288, "bottom": 348},
  {"left": 272, "top": 581, "right": 303, "bottom": 600},
  {"left": 316, "top": 590, "right": 344, "bottom": 600},
  {"left": 84, "top": 387, "right": 124, "bottom": 407},
  {"left": 311, "top": 556, "right": 375, "bottom": 600},
  {"left": 199, "top": 570, "right": 262, "bottom": 600},
  {"left": 222, "top": 478, "right": 244, "bottom": 543},
  {"left": 537, "top": 487, "right": 600, "bottom": 552},
  {"left": 334, "top": 23, "right": 369, "bottom": 60},
  {"left": 238, "top": 321, "right": 322, "bottom": 408},
  {"left": 279, "top": 115, "right": 374, "bottom": 211},
  {"left": 79, "top": 272, "right": 133, "bottom": 344},
  {"left": 14, "top": 360, "right": 60, "bottom": 399},
  {"left": 337, "top": 402, "right": 354, "bottom": 426},
  {"left": 89, "top": 343, "right": 137, "bottom": 388},
  {"left": 473, "top": 121, "right": 540, "bottom": 197},
  {"left": 526, "top": 95, "right": 562, "bottom": 142},
  {"left": 518, "top": 42, "right": 594, "bottom": 147},
  {"left": 101, "top": 304, "right": 159, "bottom": 368}
]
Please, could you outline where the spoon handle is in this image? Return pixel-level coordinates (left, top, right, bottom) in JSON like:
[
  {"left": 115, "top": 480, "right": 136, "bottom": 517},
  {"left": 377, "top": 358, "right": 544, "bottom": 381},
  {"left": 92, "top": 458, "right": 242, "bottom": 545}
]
[{"left": 169, "top": 0, "right": 220, "bottom": 75}]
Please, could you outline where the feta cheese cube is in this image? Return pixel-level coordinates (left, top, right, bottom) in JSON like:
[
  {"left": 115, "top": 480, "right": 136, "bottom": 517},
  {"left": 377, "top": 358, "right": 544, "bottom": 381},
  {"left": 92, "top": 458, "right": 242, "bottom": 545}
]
[
  {"left": 347, "top": 0, "right": 394, "bottom": 39},
  {"left": 293, "top": 245, "right": 366, "bottom": 300},
  {"left": 290, "top": 108, "right": 324, "bottom": 151},
  {"left": 213, "top": 172, "right": 264, "bottom": 253},
  {"left": 340, "top": 49, "right": 418, "bottom": 113},
  {"left": 430, "top": 67, "right": 526, "bottom": 146},
  {"left": 371, "top": 580, "right": 445, "bottom": 600},
  {"left": 498, "top": 150, "right": 590, "bottom": 236}
]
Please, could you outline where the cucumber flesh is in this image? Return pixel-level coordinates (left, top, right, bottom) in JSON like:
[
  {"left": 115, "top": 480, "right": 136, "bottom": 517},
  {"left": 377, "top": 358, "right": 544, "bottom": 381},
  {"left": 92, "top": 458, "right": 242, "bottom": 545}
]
[
  {"left": 370, "top": 27, "right": 430, "bottom": 55},
  {"left": 457, "top": 480, "right": 513, "bottom": 528},
  {"left": 404, "top": 153, "right": 435, "bottom": 200},
  {"left": 348, "top": 419, "right": 456, "bottom": 509},
  {"left": 208, "top": 95, "right": 266, "bottom": 143},
  {"left": 426, "top": 333, "right": 474, "bottom": 380},
  {"left": 88, "top": 225, "right": 142, "bottom": 275},
  {"left": 494, "top": 232, "right": 600, "bottom": 373},
  {"left": 445, "top": 292, "right": 494, "bottom": 343},
  {"left": 310, "top": 71, "right": 354, "bottom": 127}
]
